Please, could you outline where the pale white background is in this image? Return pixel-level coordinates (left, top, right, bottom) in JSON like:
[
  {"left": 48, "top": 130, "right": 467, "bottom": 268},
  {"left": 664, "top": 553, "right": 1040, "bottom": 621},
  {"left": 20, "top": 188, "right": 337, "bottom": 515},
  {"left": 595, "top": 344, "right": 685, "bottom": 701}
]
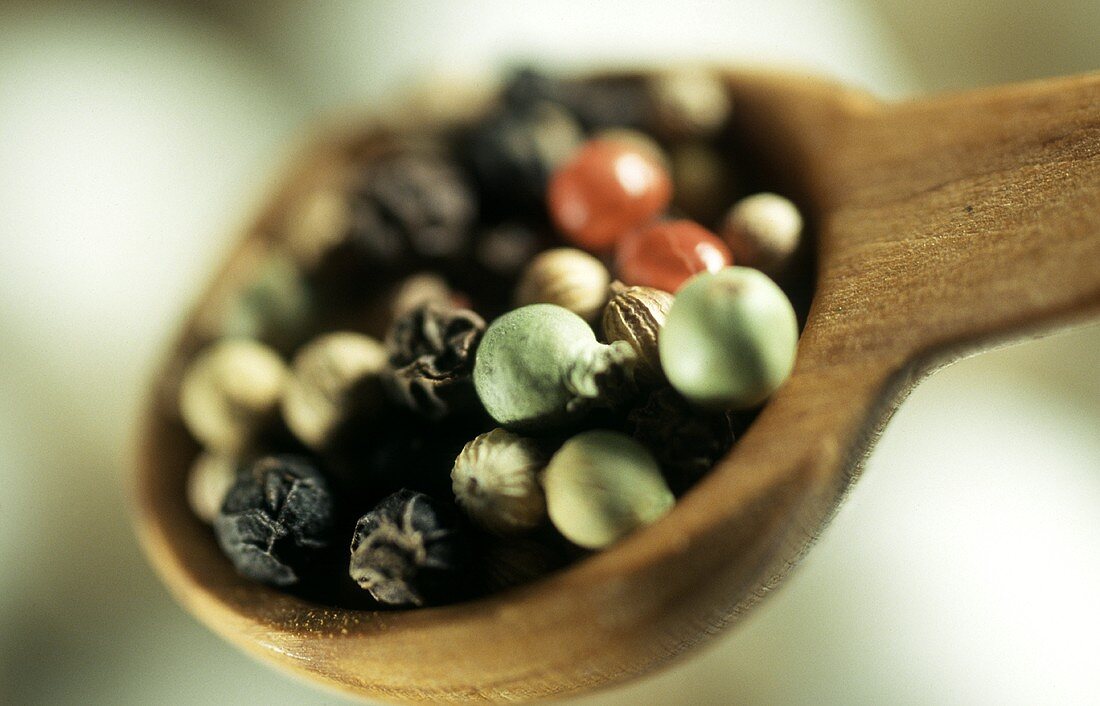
[{"left": 0, "top": 2, "right": 1097, "bottom": 704}]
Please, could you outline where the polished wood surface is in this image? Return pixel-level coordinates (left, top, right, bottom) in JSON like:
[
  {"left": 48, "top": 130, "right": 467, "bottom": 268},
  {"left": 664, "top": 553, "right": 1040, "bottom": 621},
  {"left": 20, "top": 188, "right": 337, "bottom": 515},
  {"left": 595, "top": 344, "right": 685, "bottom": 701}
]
[{"left": 132, "top": 70, "right": 1100, "bottom": 703}]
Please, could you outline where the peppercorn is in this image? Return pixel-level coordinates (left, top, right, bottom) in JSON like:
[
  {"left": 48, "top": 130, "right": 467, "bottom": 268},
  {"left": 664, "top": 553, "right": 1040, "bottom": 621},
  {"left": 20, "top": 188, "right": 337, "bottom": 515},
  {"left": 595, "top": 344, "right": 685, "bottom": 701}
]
[
  {"left": 601, "top": 282, "right": 674, "bottom": 386},
  {"left": 476, "top": 535, "right": 570, "bottom": 593},
  {"left": 323, "top": 406, "right": 482, "bottom": 502},
  {"left": 281, "top": 332, "right": 388, "bottom": 451},
  {"left": 474, "top": 223, "right": 547, "bottom": 280},
  {"left": 473, "top": 304, "right": 638, "bottom": 430},
  {"left": 615, "top": 219, "right": 732, "bottom": 293},
  {"left": 514, "top": 248, "right": 611, "bottom": 325},
  {"left": 547, "top": 139, "right": 673, "bottom": 252},
  {"left": 194, "top": 244, "right": 315, "bottom": 352},
  {"left": 186, "top": 452, "right": 240, "bottom": 524},
  {"left": 178, "top": 339, "right": 287, "bottom": 455},
  {"left": 338, "top": 151, "right": 477, "bottom": 276},
  {"left": 670, "top": 142, "right": 739, "bottom": 225},
  {"left": 451, "top": 428, "right": 547, "bottom": 535},
  {"left": 349, "top": 489, "right": 469, "bottom": 606},
  {"left": 659, "top": 267, "right": 798, "bottom": 409},
  {"left": 383, "top": 303, "right": 486, "bottom": 420},
  {"left": 280, "top": 173, "right": 353, "bottom": 273},
  {"left": 628, "top": 387, "right": 738, "bottom": 494},
  {"left": 720, "top": 192, "right": 803, "bottom": 274},
  {"left": 648, "top": 69, "right": 732, "bottom": 140},
  {"left": 542, "top": 430, "right": 674, "bottom": 549},
  {"left": 463, "top": 100, "right": 583, "bottom": 216},
  {"left": 214, "top": 455, "right": 334, "bottom": 586}
]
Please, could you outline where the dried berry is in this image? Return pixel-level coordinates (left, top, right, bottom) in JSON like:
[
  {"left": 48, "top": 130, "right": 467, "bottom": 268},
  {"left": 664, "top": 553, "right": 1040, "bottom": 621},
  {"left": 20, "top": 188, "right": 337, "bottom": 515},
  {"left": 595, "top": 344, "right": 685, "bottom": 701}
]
[
  {"left": 721, "top": 192, "right": 804, "bottom": 274},
  {"left": 548, "top": 139, "right": 672, "bottom": 252},
  {"left": 648, "top": 70, "right": 732, "bottom": 140},
  {"left": 281, "top": 332, "right": 388, "bottom": 450},
  {"left": 178, "top": 339, "right": 288, "bottom": 455},
  {"left": 344, "top": 152, "right": 477, "bottom": 272},
  {"left": 186, "top": 452, "right": 240, "bottom": 524},
  {"left": 451, "top": 428, "right": 547, "bottom": 535},
  {"left": 628, "top": 387, "right": 738, "bottom": 494},
  {"left": 384, "top": 304, "right": 486, "bottom": 420},
  {"left": 660, "top": 267, "right": 798, "bottom": 409},
  {"left": 476, "top": 535, "right": 570, "bottom": 593},
  {"left": 615, "top": 219, "right": 732, "bottom": 293},
  {"left": 601, "top": 282, "right": 673, "bottom": 386},
  {"left": 473, "top": 304, "right": 638, "bottom": 430},
  {"left": 349, "top": 489, "right": 469, "bottom": 606},
  {"left": 464, "top": 101, "right": 583, "bottom": 216},
  {"left": 195, "top": 244, "right": 315, "bottom": 352},
  {"left": 542, "top": 430, "right": 674, "bottom": 549},
  {"left": 214, "top": 456, "right": 334, "bottom": 586},
  {"left": 514, "top": 247, "right": 611, "bottom": 325}
]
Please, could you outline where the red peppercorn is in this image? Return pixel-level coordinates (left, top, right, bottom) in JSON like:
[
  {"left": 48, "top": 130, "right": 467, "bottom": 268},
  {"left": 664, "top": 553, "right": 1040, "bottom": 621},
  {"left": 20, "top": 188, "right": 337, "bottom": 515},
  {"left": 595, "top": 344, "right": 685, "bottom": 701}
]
[
  {"left": 615, "top": 220, "right": 732, "bottom": 293},
  {"left": 547, "top": 139, "right": 672, "bottom": 252}
]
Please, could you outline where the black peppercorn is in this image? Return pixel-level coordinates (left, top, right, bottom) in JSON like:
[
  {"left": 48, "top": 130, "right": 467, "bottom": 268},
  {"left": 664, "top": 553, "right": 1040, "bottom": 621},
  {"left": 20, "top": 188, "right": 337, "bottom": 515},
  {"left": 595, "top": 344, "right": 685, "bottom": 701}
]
[
  {"left": 383, "top": 303, "right": 485, "bottom": 420},
  {"left": 349, "top": 489, "right": 469, "bottom": 606},
  {"left": 342, "top": 152, "right": 477, "bottom": 273},
  {"left": 214, "top": 455, "right": 334, "bottom": 586},
  {"left": 627, "top": 387, "right": 741, "bottom": 495},
  {"left": 463, "top": 101, "right": 583, "bottom": 217}
]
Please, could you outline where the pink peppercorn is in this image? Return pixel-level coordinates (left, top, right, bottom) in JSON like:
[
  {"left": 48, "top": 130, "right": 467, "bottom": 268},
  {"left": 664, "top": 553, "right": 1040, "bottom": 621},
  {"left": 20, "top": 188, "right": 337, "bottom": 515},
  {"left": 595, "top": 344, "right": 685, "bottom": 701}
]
[
  {"left": 615, "top": 220, "right": 732, "bottom": 293},
  {"left": 547, "top": 139, "right": 672, "bottom": 252}
]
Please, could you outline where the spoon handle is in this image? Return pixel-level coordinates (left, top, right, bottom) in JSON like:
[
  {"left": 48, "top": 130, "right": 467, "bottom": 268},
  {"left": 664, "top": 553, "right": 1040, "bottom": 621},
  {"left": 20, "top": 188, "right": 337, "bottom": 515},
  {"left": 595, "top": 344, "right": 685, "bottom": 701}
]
[{"left": 818, "top": 72, "right": 1100, "bottom": 370}]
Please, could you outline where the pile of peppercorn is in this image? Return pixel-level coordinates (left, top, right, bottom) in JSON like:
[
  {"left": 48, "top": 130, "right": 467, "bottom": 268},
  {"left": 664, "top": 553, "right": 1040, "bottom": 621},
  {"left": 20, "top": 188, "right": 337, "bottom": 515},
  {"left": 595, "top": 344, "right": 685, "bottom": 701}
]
[{"left": 174, "top": 68, "right": 807, "bottom": 608}]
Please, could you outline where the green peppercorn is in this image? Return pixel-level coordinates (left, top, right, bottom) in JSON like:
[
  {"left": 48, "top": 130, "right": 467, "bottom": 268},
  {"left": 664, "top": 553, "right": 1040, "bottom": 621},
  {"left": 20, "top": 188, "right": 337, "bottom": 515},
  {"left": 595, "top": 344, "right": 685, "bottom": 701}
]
[
  {"left": 659, "top": 267, "right": 797, "bottom": 409},
  {"left": 542, "top": 430, "right": 674, "bottom": 549},
  {"left": 473, "top": 304, "right": 637, "bottom": 430}
]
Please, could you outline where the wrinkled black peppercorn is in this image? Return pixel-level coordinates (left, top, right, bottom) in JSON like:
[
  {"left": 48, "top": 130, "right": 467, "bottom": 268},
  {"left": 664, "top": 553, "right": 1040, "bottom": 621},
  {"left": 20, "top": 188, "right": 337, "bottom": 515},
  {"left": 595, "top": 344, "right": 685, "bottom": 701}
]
[
  {"left": 214, "top": 455, "right": 334, "bottom": 586},
  {"left": 463, "top": 101, "right": 582, "bottom": 217},
  {"left": 345, "top": 152, "right": 477, "bottom": 271},
  {"left": 383, "top": 304, "right": 485, "bottom": 420},
  {"left": 627, "top": 387, "right": 739, "bottom": 495},
  {"left": 349, "top": 489, "right": 469, "bottom": 606}
]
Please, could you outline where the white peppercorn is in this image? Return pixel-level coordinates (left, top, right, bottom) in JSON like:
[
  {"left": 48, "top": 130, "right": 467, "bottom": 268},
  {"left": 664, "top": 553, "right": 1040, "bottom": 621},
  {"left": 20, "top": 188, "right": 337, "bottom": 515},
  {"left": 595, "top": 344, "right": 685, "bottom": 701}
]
[
  {"left": 281, "top": 332, "right": 388, "bottom": 450},
  {"left": 451, "top": 429, "right": 547, "bottom": 535},
  {"left": 542, "top": 430, "right": 674, "bottom": 549},
  {"left": 721, "top": 193, "right": 803, "bottom": 274},
  {"left": 185, "top": 452, "right": 239, "bottom": 524},
  {"left": 178, "top": 339, "right": 287, "bottom": 455},
  {"left": 649, "top": 69, "right": 732, "bottom": 139},
  {"left": 515, "top": 248, "right": 611, "bottom": 325}
]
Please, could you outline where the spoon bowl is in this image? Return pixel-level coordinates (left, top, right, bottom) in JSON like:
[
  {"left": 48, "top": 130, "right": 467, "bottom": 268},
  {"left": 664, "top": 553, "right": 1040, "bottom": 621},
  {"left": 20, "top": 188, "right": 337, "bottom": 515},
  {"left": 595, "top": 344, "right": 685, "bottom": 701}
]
[{"left": 133, "top": 69, "right": 1100, "bottom": 703}]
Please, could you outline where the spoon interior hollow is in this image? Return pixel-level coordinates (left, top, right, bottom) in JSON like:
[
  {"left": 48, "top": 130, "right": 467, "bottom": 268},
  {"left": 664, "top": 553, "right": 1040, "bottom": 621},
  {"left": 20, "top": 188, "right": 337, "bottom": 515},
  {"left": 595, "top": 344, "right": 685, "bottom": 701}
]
[{"left": 132, "top": 68, "right": 1100, "bottom": 703}]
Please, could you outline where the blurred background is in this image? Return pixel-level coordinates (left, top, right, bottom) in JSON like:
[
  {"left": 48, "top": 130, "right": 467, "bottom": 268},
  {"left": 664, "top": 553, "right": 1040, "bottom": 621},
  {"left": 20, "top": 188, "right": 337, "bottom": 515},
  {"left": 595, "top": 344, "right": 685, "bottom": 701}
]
[{"left": 0, "top": 1, "right": 1097, "bottom": 704}]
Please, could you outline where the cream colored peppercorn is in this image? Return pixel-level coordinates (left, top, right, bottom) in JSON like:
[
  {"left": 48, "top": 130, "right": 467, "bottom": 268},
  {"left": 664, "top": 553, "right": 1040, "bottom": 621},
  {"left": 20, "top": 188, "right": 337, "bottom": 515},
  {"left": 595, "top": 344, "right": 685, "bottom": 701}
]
[
  {"left": 178, "top": 339, "right": 287, "bottom": 455},
  {"left": 281, "top": 176, "right": 352, "bottom": 272},
  {"left": 649, "top": 69, "right": 732, "bottom": 139},
  {"left": 281, "top": 332, "right": 387, "bottom": 450},
  {"left": 542, "top": 430, "right": 673, "bottom": 549},
  {"left": 721, "top": 193, "right": 803, "bottom": 274},
  {"left": 451, "top": 428, "right": 547, "bottom": 535},
  {"left": 185, "top": 452, "right": 238, "bottom": 524},
  {"left": 515, "top": 248, "right": 611, "bottom": 325},
  {"left": 601, "top": 282, "right": 673, "bottom": 385}
]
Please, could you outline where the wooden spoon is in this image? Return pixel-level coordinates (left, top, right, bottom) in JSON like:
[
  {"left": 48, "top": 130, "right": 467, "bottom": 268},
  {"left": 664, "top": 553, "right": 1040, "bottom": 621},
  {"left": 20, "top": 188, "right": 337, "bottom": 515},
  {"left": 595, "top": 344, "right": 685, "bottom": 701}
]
[{"left": 132, "top": 69, "right": 1100, "bottom": 703}]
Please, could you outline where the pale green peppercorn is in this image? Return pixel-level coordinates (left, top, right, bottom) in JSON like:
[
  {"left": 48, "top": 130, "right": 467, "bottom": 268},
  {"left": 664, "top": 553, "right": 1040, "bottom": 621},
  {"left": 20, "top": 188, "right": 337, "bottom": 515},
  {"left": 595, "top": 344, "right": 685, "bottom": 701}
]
[
  {"left": 542, "top": 430, "right": 673, "bottom": 549},
  {"left": 473, "top": 304, "right": 637, "bottom": 430},
  {"left": 659, "top": 267, "right": 797, "bottom": 409}
]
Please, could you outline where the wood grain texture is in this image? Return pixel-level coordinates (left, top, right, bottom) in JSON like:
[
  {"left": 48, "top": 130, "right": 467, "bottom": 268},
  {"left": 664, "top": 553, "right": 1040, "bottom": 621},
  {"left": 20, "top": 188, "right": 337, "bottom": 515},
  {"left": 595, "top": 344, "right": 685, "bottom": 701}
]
[{"left": 132, "top": 70, "right": 1100, "bottom": 703}]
